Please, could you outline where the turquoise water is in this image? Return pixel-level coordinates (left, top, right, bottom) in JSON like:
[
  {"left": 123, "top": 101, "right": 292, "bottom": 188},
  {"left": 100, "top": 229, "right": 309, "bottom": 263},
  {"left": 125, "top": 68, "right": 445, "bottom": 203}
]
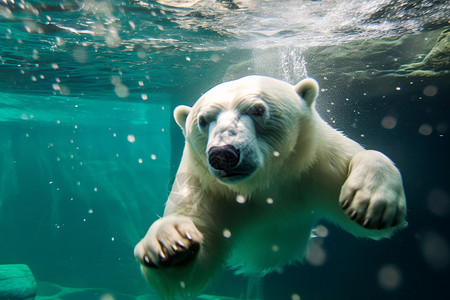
[{"left": 0, "top": 0, "right": 449, "bottom": 299}]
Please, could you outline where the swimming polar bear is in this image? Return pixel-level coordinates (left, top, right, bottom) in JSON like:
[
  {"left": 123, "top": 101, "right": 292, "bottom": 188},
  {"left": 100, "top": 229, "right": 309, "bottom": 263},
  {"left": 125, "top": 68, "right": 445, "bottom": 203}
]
[{"left": 134, "top": 75, "right": 406, "bottom": 299}]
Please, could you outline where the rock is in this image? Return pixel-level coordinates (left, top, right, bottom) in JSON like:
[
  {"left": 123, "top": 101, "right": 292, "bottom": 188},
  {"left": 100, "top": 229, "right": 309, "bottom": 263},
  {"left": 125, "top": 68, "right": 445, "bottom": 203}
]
[
  {"left": 0, "top": 264, "right": 37, "bottom": 300},
  {"left": 223, "top": 27, "right": 450, "bottom": 97},
  {"left": 302, "top": 27, "right": 449, "bottom": 81},
  {"left": 399, "top": 27, "right": 450, "bottom": 73}
]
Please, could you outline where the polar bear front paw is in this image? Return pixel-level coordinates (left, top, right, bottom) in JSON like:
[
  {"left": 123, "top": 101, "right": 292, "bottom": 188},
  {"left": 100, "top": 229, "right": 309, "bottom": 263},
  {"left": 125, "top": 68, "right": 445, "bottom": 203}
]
[
  {"left": 134, "top": 215, "right": 203, "bottom": 268},
  {"left": 339, "top": 150, "right": 406, "bottom": 230}
]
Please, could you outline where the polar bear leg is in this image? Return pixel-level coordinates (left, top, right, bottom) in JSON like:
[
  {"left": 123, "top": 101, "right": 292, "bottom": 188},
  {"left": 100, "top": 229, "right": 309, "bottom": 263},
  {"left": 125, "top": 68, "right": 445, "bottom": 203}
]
[
  {"left": 134, "top": 215, "right": 224, "bottom": 299},
  {"left": 338, "top": 150, "right": 406, "bottom": 235},
  {"left": 135, "top": 216, "right": 202, "bottom": 269}
]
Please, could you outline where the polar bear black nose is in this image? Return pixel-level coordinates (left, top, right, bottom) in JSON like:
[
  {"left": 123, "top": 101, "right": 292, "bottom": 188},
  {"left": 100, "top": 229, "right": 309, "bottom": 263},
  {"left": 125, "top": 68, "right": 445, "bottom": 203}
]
[{"left": 208, "top": 145, "right": 240, "bottom": 171}]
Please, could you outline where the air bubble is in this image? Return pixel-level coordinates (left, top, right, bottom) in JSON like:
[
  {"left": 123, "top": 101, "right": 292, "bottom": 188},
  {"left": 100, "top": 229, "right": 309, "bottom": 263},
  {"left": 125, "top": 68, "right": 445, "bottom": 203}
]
[
  {"left": 418, "top": 124, "right": 433, "bottom": 136},
  {"left": 52, "top": 83, "right": 60, "bottom": 91},
  {"left": 106, "top": 26, "right": 121, "bottom": 48},
  {"left": 100, "top": 293, "right": 115, "bottom": 300},
  {"left": 210, "top": 54, "right": 220, "bottom": 62},
  {"left": 437, "top": 123, "right": 447, "bottom": 134},
  {"left": 421, "top": 231, "right": 449, "bottom": 270},
  {"left": 377, "top": 264, "right": 402, "bottom": 291},
  {"left": 72, "top": 46, "right": 88, "bottom": 63},
  {"left": 273, "top": 151, "right": 280, "bottom": 157},
  {"left": 137, "top": 51, "right": 147, "bottom": 59},
  {"left": 111, "top": 76, "right": 121, "bottom": 86},
  {"left": 381, "top": 116, "right": 397, "bottom": 129},
  {"left": 0, "top": 7, "right": 13, "bottom": 19},
  {"left": 291, "top": 293, "right": 301, "bottom": 300},
  {"left": 127, "top": 134, "right": 136, "bottom": 143},
  {"left": 306, "top": 241, "right": 326, "bottom": 266},
  {"left": 114, "top": 84, "right": 129, "bottom": 98},
  {"left": 223, "top": 229, "right": 231, "bottom": 238},
  {"left": 312, "top": 225, "right": 329, "bottom": 238},
  {"left": 59, "top": 85, "right": 70, "bottom": 95},
  {"left": 236, "top": 195, "right": 246, "bottom": 204},
  {"left": 266, "top": 198, "right": 274, "bottom": 204},
  {"left": 423, "top": 85, "right": 438, "bottom": 97}
]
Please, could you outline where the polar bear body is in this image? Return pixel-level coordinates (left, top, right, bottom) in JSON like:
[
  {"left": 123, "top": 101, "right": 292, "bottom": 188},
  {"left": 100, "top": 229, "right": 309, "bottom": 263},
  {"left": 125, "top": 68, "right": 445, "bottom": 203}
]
[{"left": 135, "top": 76, "right": 406, "bottom": 299}]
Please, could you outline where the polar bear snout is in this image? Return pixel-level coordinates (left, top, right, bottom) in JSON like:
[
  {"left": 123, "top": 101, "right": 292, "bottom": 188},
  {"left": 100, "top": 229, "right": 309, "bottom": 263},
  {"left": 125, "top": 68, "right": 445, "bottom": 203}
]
[{"left": 208, "top": 145, "right": 240, "bottom": 171}]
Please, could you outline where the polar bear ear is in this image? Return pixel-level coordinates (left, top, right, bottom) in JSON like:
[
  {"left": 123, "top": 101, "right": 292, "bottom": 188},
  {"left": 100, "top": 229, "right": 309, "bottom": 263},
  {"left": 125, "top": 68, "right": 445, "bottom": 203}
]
[
  {"left": 174, "top": 105, "right": 192, "bottom": 131},
  {"left": 295, "top": 78, "right": 319, "bottom": 106}
]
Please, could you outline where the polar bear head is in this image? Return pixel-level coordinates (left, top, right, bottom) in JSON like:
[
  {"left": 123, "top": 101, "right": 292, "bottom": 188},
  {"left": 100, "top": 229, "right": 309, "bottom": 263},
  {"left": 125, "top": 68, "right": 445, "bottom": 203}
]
[{"left": 174, "top": 75, "right": 319, "bottom": 190}]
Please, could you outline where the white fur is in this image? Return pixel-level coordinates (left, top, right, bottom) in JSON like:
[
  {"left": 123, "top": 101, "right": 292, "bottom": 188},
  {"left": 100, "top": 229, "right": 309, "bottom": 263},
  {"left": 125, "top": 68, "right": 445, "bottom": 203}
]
[{"left": 135, "top": 75, "right": 407, "bottom": 299}]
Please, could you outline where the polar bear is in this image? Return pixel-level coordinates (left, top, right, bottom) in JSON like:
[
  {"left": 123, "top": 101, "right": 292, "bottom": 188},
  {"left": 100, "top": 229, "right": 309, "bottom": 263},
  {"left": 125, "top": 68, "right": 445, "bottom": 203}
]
[{"left": 134, "top": 75, "right": 406, "bottom": 299}]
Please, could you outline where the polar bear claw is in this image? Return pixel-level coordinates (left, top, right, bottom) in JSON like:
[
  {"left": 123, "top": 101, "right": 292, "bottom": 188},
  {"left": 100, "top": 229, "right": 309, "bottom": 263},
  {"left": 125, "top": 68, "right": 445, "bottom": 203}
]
[{"left": 135, "top": 216, "right": 202, "bottom": 269}]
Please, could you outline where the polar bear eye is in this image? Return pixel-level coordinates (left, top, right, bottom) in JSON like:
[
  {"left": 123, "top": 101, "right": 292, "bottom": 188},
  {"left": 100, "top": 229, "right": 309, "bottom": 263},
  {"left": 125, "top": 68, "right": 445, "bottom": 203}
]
[
  {"left": 250, "top": 104, "right": 266, "bottom": 117},
  {"left": 198, "top": 115, "right": 208, "bottom": 129}
]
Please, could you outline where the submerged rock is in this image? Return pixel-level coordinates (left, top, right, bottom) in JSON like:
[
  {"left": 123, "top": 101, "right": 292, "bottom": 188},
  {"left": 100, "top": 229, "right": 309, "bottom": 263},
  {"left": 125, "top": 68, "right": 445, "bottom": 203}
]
[
  {"left": 303, "top": 27, "right": 450, "bottom": 83},
  {"left": 223, "top": 27, "right": 450, "bottom": 97},
  {"left": 399, "top": 27, "right": 450, "bottom": 74},
  {"left": 0, "top": 264, "right": 37, "bottom": 300}
]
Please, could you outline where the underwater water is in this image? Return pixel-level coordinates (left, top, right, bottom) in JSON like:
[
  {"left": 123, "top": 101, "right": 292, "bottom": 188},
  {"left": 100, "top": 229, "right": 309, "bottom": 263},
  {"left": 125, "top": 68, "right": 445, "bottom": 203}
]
[{"left": 0, "top": 0, "right": 449, "bottom": 299}]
